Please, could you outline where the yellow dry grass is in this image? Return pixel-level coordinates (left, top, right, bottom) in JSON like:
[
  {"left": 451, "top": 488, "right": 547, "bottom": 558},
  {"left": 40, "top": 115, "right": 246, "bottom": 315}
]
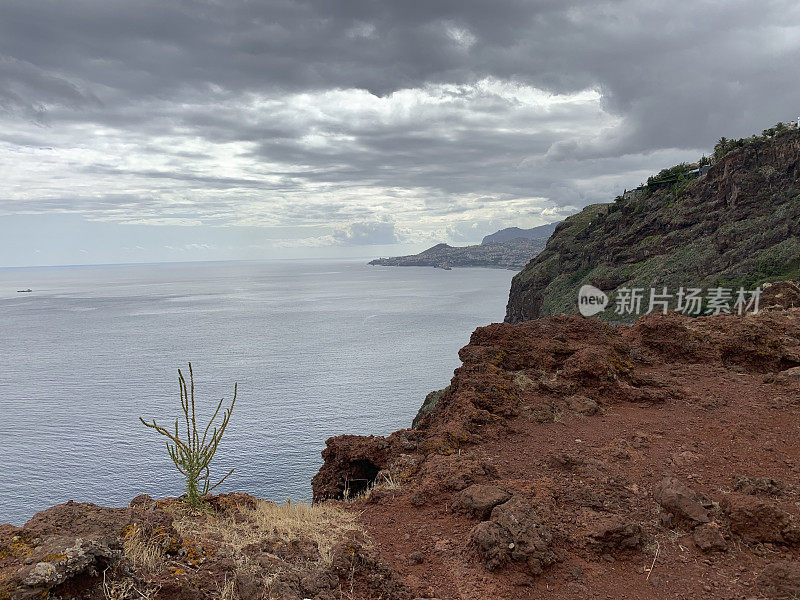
[
  {"left": 122, "top": 525, "right": 165, "bottom": 575},
  {"left": 343, "top": 471, "right": 402, "bottom": 503},
  {"left": 172, "top": 499, "right": 363, "bottom": 566}
]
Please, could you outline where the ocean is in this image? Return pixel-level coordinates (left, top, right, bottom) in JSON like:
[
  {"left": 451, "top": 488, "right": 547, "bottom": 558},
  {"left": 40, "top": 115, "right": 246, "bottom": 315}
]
[{"left": 0, "top": 260, "right": 514, "bottom": 525}]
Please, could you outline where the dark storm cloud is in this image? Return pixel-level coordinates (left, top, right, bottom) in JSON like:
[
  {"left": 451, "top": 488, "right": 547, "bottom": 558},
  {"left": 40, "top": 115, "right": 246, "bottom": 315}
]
[{"left": 1, "top": 0, "right": 799, "bottom": 242}]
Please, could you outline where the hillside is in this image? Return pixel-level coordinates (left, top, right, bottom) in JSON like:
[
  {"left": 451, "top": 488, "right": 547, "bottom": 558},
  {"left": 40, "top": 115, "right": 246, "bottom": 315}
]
[
  {"left": 311, "top": 300, "right": 800, "bottom": 599},
  {"left": 506, "top": 128, "right": 800, "bottom": 323},
  {"left": 481, "top": 222, "right": 560, "bottom": 245},
  {"left": 369, "top": 237, "right": 549, "bottom": 270}
]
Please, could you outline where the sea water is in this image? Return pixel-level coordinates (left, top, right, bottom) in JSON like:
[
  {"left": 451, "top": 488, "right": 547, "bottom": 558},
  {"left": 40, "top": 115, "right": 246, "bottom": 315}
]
[{"left": 0, "top": 260, "right": 513, "bottom": 525}]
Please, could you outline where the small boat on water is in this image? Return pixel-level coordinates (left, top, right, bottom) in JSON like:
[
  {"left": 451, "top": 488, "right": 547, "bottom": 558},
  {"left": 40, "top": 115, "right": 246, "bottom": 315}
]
[{"left": 17, "top": 289, "right": 32, "bottom": 293}]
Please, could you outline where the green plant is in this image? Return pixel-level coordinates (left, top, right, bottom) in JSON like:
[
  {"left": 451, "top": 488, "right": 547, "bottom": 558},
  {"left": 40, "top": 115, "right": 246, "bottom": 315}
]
[{"left": 140, "top": 363, "right": 237, "bottom": 507}]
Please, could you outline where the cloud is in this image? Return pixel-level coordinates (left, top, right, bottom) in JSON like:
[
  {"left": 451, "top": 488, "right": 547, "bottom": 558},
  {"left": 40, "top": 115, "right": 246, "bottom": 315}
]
[
  {"left": 0, "top": 0, "right": 798, "bottom": 255},
  {"left": 276, "top": 219, "right": 401, "bottom": 247},
  {"left": 331, "top": 220, "right": 401, "bottom": 245}
]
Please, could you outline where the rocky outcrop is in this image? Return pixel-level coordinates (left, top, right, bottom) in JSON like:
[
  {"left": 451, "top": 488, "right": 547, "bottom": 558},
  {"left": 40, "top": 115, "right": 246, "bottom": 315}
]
[
  {"left": 7, "top": 309, "right": 800, "bottom": 600},
  {"left": 311, "top": 433, "right": 422, "bottom": 501},
  {"left": 0, "top": 494, "right": 410, "bottom": 600},
  {"left": 412, "top": 387, "right": 447, "bottom": 428},
  {"left": 469, "top": 496, "right": 555, "bottom": 575},
  {"left": 506, "top": 129, "right": 800, "bottom": 322},
  {"left": 0, "top": 500, "right": 177, "bottom": 600},
  {"left": 316, "top": 307, "right": 800, "bottom": 599}
]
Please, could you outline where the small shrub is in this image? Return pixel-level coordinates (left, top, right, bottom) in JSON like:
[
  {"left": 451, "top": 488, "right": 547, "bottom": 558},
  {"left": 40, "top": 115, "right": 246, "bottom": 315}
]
[{"left": 140, "top": 363, "right": 237, "bottom": 507}]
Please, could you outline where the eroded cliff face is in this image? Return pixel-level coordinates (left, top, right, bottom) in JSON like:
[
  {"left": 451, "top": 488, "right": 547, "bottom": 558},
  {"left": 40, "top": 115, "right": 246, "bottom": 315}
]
[
  {"left": 314, "top": 304, "right": 800, "bottom": 599},
  {"left": 505, "top": 129, "right": 800, "bottom": 323}
]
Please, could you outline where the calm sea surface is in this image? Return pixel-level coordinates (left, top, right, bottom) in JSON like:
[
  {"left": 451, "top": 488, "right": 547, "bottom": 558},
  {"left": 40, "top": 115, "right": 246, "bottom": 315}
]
[{"left": 0, "top": 260, "right": 513, "bottom": 525}]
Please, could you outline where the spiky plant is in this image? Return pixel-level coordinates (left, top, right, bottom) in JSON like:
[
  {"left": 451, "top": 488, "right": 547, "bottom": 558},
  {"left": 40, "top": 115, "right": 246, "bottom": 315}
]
[{"left": 140, "top": 363, "right": 237, "bottom": 507}]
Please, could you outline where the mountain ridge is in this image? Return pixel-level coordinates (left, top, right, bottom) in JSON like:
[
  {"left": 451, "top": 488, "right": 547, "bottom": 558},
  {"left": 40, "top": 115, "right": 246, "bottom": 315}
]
[
  {"left": 481, "top": 222, "right": 560, "bottom": 245},
  {"left": 370, "top": 223, "right": 560, "bottom": 270}
]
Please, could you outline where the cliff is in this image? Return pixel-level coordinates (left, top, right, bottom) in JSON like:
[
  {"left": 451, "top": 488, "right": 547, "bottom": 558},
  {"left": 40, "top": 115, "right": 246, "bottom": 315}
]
[
  {"left": 505, "top": 129, "right": 800, "bottom": 323},
  {"left": 312, "top": 300, "right": 800, "bottom": 599}
]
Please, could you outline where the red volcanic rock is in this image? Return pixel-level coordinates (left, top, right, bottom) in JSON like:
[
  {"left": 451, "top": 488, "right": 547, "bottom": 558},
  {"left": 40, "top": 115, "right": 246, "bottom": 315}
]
[
  {"left": 1, "top": 494, "right": 410, "bottom": 600},
  {"left": 721, "top": 493, "right": 800, "bottom": 545},
  {"left": 1, "top": 500, "right": 179, "bottom": 600},
  {"left": 7, "top": 307, "right": 800, "bottom": 600},
  {"left": 733, "top": 475, "right": 787, "bottom": 496},
  {"left": 469, "top": 496, "right": 554, "bottom": 575},
  {"left": 319, "top": 308, "right": 800, "bottom": 599},
  {"left": 453, "top": 485, "right": 511, "bottom": 520},
  {"left": 312, "top": 434, "right": 399, "bottom": 501},
  {"left": 653, "top": 476, "right": 710, "bottom": 526},
  {"left": 623, "top": 309, "right": 800, "bottom": 372},
  {"left": 693, "top": 523, "right": 728, "bottom": 553},
  {"left": 586, "top": 514, "right": 645, "bottom": 553}
]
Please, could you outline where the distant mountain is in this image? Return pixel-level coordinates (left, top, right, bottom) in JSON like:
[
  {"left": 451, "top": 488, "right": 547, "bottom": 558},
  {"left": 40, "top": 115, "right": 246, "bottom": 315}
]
[
  {"left": 481, "top": 222, "right": 560, "bottom": 245},
  {"left": 369, "top": 237, "right": 550, "bottom": 270}
]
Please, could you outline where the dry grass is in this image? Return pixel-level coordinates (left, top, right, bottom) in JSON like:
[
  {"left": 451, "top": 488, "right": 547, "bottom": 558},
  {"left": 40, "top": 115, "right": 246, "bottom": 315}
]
[
  {"left": 343, "top": 471, "right": 402, "bottom": 503},
  {"left": 109, "top": 527, "right": 164, "bottom": 600},
  {"left": 122, "top": 525, "right": 165, "bottom": 575},
  {"left": 109, "top": 500, "right": 364, "bottom": 599},
  {"left": 102, "top": 574, "right": 134, "bottom": 600},
  {"left": 214, "top": 576, "right": 237, "bottom": 600},
  {"left": 102, "top": 569, "right": 159, "bottom": 600},
  {"left": 172, "top": 499, "right": 364, "bottom": 566}
]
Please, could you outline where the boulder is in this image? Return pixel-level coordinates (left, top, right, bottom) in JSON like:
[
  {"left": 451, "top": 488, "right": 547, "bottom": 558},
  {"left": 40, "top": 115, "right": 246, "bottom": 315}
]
[
  {"left": 587, "top": 515, "right": 644, "bottom": 552},
  {"left": 17, "top": 537, "right": 120, "bottom": 591},
  {"left": 566, "top": 395, "right": 600, "bottom": 415},
  {"left": 469, "top": 496, "right": 554, "bottom": 575},
  {"left": 453, "top": 485, "right": 511, "bottom": 520},
  {"left": 653, "top": 477, "right": 709, "bottom": 526},
  {"left": 721, "top": 493, "right": 800, "bottom": 544},
  {"left": 4, "top": 500, "right": 178, "bottom": 600},
  {"left": 692, "top": 522, "right": 728, "bottom": 553}
]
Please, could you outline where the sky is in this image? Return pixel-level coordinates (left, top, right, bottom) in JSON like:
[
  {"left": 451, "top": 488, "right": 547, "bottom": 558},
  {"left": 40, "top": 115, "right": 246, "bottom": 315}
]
[{"left": 1, "top": 0, "right": 799, "bottom": 267}]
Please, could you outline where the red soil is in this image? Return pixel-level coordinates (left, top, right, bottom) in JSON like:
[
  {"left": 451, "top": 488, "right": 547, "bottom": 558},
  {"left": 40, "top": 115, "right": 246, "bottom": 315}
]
[{"left": 316, "top": 305, "right": 800, "bottom": 599}]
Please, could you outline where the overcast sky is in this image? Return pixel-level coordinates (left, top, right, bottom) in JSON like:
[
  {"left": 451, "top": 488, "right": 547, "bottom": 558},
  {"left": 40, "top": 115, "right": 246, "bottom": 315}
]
[{"left": 2, "top": 0, "right": 799, "bottom": 266}]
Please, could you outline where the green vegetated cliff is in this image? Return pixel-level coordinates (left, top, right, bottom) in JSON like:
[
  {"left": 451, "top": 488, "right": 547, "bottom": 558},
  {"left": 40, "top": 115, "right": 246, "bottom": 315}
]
[{"left": 505, "top": 127, "right": 800, "bottom": 322}]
